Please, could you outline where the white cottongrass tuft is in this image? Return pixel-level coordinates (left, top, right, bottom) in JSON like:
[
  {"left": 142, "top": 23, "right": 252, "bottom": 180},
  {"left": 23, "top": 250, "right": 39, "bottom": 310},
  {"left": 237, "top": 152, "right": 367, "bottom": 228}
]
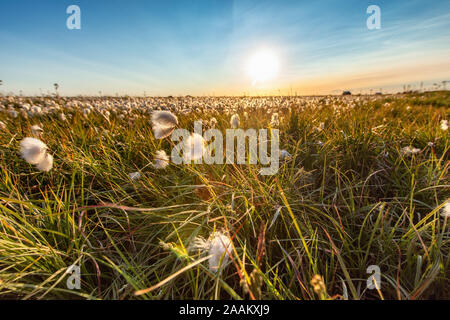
[
  {"left": 8, "top": 109, "right": 18, "bottom": 118},
  {"left": 191, "top": 231, "right": 232, "bottom": 272},
  {"left": 19, "top": 137, "right": 53, "bottom": 172},
  {"left": 401, "top": 146, "right": 421, "bottom": 156},
  {"left": 152, "top": 150, "right": 170, "bottom": 169},
  {"left": 31, "top": 125, "right": 43, "bottom": 136},
  {"left": 151, "top": 111, "right": 178, "bottom": 139},
  {"left": 35, "top": 153, "right": 53, "bottom": 172},
  {"left": 209, "top": 117, "right": 218, "bottom": 128},
  {"left": 183, "top": 133, "right": 205, "bottom": 162},
  {"left": 20, "top": 137, "right": 48, "bottom": 165},
  {"left": 441, "top": 200, "right": 450, "bottom": 218},
  {"left": 0, "top": 121, "right": 6, "bottom": 130},
  {"left": 128, "top": 171, "right": 141, "bottom": 181},
  {"left": 30, "top": 105, "right": 42, "bottom": 116},
  {"left": 230, "top": 114, "right": 240, "bottom": 129},
  {"left": 440, "top": 120, "right": 448, "bottom": 131},
  {"left": 59, "top": 113, "right": 67, "bottom": 121},
  {"left": 83, "top": 108, "right": 91, "bottom": 118}
]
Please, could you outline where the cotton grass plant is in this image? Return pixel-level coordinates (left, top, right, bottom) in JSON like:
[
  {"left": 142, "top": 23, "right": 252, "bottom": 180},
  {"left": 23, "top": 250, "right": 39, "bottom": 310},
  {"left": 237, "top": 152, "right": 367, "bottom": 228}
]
[{"left": 0, "top": 91, "right": 448, "bottom": 300}]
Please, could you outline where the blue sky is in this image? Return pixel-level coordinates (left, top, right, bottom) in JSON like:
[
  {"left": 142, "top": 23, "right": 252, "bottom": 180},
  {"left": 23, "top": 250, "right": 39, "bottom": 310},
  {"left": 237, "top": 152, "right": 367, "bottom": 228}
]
[{"left": 0, "top": 0, "right": 449, "bottom": 95}]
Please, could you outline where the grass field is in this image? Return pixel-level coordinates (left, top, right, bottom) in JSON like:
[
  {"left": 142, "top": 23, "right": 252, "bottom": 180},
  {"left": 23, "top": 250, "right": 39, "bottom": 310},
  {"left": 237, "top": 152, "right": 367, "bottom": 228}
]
[{"left": 0, "top": 91, "right": 448, "bottom": 300}]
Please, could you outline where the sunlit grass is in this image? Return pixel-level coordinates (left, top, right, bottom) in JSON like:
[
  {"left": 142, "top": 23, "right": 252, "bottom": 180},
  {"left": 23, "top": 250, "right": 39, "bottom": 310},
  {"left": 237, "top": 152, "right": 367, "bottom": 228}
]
[{"left": 0, "top": 91, "right": 448, "bottom": 300}]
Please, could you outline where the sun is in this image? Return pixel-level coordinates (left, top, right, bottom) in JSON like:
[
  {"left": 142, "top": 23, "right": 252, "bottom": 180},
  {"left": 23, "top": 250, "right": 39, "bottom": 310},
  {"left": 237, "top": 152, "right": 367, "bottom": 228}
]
[{"left": 247, "top": 49, "right": 279, "bottom": 85}]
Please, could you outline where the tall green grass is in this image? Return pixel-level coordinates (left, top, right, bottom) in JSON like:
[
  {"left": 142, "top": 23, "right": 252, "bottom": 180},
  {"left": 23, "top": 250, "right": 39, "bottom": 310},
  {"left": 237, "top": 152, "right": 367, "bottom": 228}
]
[{"left": 0, "top": 92, "right": 448, "bottom": 299}]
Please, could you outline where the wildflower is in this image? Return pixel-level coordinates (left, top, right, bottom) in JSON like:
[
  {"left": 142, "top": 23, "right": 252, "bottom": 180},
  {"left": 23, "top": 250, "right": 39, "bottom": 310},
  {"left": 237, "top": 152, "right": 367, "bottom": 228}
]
[
  {"left": 183, "top": 133, "right": 205, "bottom": 162},
  {"left": 427, "top": 142, "right": 435, "bottom": 147},
  {"left": 152, "top": 150, "right": 169, "bottom": 169},
  {"left": 151, "top": 111, "right": 178, "bottom": 139},
  {"left": 59, "top": 113, "right": 67, "bottom": 121},
  {"left": 191, "top": 231, "right": 232, "bottom": 272},
  {"left": 441, "top": 200, "right": 450, "bottom": 218},
  {"left": 230, "top": 114, "right": 240, "bottom": 129},
  {"left": 128, "top": 171, "right": 141, "bottom": 181},
  {"left": 441, "top": 120, "right": 448, "bottom": 131},
  {"left": 401, "top": 146, "right": 421, "bottom": 156}
]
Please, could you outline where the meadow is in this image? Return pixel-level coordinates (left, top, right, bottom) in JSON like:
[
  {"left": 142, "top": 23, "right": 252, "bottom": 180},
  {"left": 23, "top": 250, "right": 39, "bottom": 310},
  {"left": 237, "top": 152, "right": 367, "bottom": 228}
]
[{"left": 0, "top": 91, "right": 448, "bottom": 300}]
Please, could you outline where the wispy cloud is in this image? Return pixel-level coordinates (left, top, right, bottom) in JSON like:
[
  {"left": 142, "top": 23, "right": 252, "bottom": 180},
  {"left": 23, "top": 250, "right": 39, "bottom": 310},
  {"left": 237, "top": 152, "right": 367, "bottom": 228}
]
[{"left": 0, "top": 0, "right": 449, "bottom": 95}]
